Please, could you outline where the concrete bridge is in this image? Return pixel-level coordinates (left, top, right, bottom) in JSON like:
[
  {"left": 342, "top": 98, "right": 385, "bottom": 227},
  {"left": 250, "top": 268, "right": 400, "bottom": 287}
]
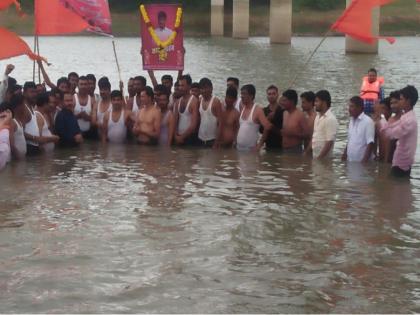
[{"left": 211, "top": 0, "right": 380, "bottom": 53}]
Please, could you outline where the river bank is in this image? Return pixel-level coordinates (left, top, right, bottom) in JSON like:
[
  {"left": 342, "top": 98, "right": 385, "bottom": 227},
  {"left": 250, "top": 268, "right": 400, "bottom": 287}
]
[{"left": 1, "top": 2, "right": 419, "bottom": 37}]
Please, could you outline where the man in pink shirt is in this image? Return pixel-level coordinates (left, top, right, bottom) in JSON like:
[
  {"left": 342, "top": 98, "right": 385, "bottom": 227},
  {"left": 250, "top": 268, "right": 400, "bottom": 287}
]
[{"left": 382, "top": 85, "right": 418, "bottom": 178}]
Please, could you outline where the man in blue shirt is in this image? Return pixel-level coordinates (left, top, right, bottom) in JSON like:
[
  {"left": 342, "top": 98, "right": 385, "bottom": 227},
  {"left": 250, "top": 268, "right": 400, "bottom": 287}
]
[{"left": 55, "top": 91, "right": 83, "bottom": 147}]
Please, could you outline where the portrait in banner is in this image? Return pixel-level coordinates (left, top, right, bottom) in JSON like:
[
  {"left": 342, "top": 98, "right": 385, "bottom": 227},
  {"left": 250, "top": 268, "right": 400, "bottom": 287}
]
[{"left": 140, "top": 4, "right": 184, "bottom": 71}]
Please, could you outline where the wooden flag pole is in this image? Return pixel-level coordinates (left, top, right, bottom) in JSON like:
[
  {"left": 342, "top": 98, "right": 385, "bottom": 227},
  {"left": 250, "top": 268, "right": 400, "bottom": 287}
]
[
  {"left": 36, "top": 36, "right": 41, "bottom": 84},
  {"left": 112, "top": 40, "right": 122, "bottom": 83},
  {"left": 32, "top": 35, "right": 37, "bottom": 82}
]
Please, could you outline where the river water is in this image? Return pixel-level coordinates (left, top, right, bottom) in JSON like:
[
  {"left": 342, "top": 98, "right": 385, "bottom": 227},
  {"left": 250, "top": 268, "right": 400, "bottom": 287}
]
[{"left": 1, "top": 36, "right": 420, "bottom": 313}]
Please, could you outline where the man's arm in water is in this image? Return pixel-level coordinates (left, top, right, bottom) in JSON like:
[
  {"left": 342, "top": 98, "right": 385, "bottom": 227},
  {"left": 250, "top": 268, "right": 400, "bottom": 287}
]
[
  {"left": 101, "top": 112, "right": 109, "bottom": 143},
  {"left": 256, "top": 107, "right": 272, "bottom": 151}
]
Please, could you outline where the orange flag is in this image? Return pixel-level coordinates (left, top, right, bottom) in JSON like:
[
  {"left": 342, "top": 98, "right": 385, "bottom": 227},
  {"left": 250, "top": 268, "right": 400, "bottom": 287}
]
[
  {"left": 331, "top": 0, "right": 396, "bottom": 44},
  {"left": 0, "top": 27, "right": 46, "bottom": 61},
  {"left": 35, "top": 0, "right": 89, "bottom": 35},
  {"left": 0, "top": 0, "right": 23, "bottom": 16}
]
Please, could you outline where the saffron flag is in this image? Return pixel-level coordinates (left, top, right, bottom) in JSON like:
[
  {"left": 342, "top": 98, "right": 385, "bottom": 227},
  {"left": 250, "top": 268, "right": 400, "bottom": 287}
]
[
  {"left": 331, "top": 0, "right": 396, "bottom": 44},
  {"left": 140, "top": 4, "right": 184, "bottom": 71},
  {"left": 35, "top": 0, "right": 112, "bottom": 36},
  {"left": 0, "top": 27, "right": 46, "bottom": 61},
  {"left": 0, "top": 0, "right": 23, "bottom": 16}
]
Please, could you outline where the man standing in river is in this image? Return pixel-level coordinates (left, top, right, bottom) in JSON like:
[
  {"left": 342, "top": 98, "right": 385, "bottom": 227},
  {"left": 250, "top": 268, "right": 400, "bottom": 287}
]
[
  {"left": 261, "top": 85, "right": 283, "bottom": 151},
  {"left": 381, "top": 85, "right": 418, "bottom": 178},
  {"left": 236, "top": 84, "right": 272, "bottom": 151},
  {"left": 133, "top": 86, "right": 161, "bottom": 145},
  {"left": 281, "top": 89, "right": 309, "bottom": 153},
  {"left": 306, "top": 90, "right": 338, "bottom": 159},
  {"left": 174, "top": 75, "right": 199, "bottom": 146}
]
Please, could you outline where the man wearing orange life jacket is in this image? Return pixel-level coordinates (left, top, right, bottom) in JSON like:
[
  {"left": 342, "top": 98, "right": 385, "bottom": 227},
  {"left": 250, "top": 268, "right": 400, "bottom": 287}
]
[{"left": 360, "top": 68, "right": 385, "bottom": 116}]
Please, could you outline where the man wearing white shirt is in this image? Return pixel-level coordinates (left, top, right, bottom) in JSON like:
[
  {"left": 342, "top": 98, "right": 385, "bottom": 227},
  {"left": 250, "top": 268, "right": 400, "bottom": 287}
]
[
  {"left": 0, "top": 64, "right": 15, "bottom": 103},
  {"left": 306, "top": 90, "right": 338, "bottom": 159},
  {"left": 342, "top": 96, "right": 375, "bottom": 163},
  {"left": 154, "top": 11, "right": 173, "bottom": 42}
]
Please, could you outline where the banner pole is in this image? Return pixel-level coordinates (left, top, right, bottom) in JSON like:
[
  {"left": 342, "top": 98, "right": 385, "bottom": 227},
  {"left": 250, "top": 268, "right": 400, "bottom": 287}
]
[
  {"left": 32, "top": 35, "right": 37, "bottom": 82},
  {"left": 112, "top": 40, "right": 122, "bottom": 83},
  {"left": 36, "top": 36, "right": 41, "bottom": 84},
  {"left": 287, "top": 30, "right": 331, "bottom": 89}
]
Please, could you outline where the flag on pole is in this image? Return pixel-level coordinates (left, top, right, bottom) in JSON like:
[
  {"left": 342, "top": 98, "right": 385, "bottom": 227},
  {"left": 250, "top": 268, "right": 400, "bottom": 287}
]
[
  {"left": 0, "top": 0, "right": 23, "bottom": 16},
  {"left": 331, "top": 0, "right": 396, "bottom": 44},
  {"left": 35, "top": 0, "right": 112, "bottom": 36},
  {"left": 0, "top": 27, "right": 46, "bottom": 61}
]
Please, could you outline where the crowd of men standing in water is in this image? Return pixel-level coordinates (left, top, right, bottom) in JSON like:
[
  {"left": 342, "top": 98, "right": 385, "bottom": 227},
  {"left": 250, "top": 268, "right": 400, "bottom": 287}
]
[{"left": 0, "top": 63, "right": 418, "bottom": 178}]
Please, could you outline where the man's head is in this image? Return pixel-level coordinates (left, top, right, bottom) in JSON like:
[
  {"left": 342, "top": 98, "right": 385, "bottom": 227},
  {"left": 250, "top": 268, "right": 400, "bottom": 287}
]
[
  {"left": 36, "top": 84, "right": 46, "bottom": 95},
  {"left": 78, "top": 76, "right": 89, "bottom": 95},
  {"left": 5, "top": 77, "right": 17, "bottom": 102},
  {"left": 111, "top": 90, "right": 124, "bottom": 108},
  {"left": 225, "top": 86, "right": 238, "bottom": 108},
  {"left": 300, "top": 91, "right": 315, "bottom": 112},
  {"left": 63, "top": 92, "right": 75, "bottom": 111},
  {"left": 162, "top": 75, "right": 173, "bottom": 91},
  {"left": 134, "top": 76, "right": 147, "bottom": 95},
  {"left": 98, "top": 77, "right": 111, "bottom": 100},
  {"left": 86, "top": 74, "right": 97, "bottom": 95},
  {"left": 348, "top": 96, "right": 364, "bottom": 118},
  {"left": 57, "top": 77, "right": 70, "bottom": 94},
  {"left": 23, "top": 81, "right": 37, "bottom": 105},
  {"left": 156, "top": 86, "right": 171, "bottom": 111},
  {"left": 281, "top": 89, "right": 298, "bottom": 111},
  {"left": 179, "top": 74, "right": 192, "bottom": 96},
  {"left": 191, "top": 82, "right": 200, "bottom": 98},
  {"left": 376, "top": 97, "right": 391, "bottom": 120},
  {"left": 127, "top": 78, "right": 135, "bottom": 97},
  {"left": 240, "top": 84, "right": 256, "bottom": 105},
  {"left": 266, "top": 85, "right": 279, "bottom": 105},
  {"left": 0, "top": 102, "right": 13, "bottom": 125},
  {"left": 199, "top": 78, "right": 213, "bottom": 99},
  {"left": 68, "top": 72, "right": 79, "bottom": 92},
  {"left": 154, "top": 84, "right": 169, "bottom": 99},
  {"left": 367, "top": 68, "right": 378, "bottom": 84},
  {"left": 389, "top": 90, "right": 401, "bottom": 114},
  {"left": 36, "top": 92, "right": 50, "bottom": 111},
  {"left": 51, "top": 88, "right": 63, "bottom": 108},
  {"left": 315, "top": 90, "right": 331, "bottom": 113},
  {"left": 140, "top": 86, "right": 154, "bottom": 107},
  {"left": 158, "top": 11, "right": 167, "bottom": 29},
  {"left": 227, "top": 77, "right": 239, "bottom": 90},
  {"left": 399, "top": 85, "right": 418, "bottom": 111},
  {"left": 10, "top": 94, "right": 25, "bottom": 115}
]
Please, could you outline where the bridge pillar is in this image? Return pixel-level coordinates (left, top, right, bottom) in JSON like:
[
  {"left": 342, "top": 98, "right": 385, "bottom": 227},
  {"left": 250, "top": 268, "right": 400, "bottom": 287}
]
[
  {"left": 345, "top": 0, "right": 379, "bottom": 54},
  {"left": 270, "top": 0, "right": 292, "bottom": 44},
  {"left": 211, "top": 0, "right": 224, "bottom": 36},
  {"left": 233, "top": 0, "right": 249, "bottom": 39}
]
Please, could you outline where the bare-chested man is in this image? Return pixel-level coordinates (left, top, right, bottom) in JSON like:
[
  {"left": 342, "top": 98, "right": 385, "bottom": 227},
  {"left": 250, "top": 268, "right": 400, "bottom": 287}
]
[
  {"left": 174, "top": 75, "right": 199, "bottom": 146},
  {"left": 216, "top": 86, "right": 240, "bottom": 148},
  {"left": 198, "top": 78, "right": 223, "bottom": 147},
  {"left": 74, "top": 76, "right": 97, "bottom": 138},
  {"left": 281, "top": 89, "right": 309, "bottom": 153},
  {"left": 133, "top": 86, "right": 161, "bottom": 145},
  {"left": 227, "top": 77, "right": 242, "bottom": 111},
  {"left": 300, "top": 91, "right": 316, "bottom": 149},
  {"left": 128, "top": 76, "right": 147, "bottom": 114}
]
